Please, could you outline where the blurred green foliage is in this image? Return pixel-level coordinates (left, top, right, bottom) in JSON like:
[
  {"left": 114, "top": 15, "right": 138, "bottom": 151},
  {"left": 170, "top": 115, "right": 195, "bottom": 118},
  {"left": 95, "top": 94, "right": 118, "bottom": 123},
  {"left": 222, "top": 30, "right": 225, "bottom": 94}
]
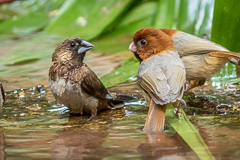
[
  {"left": 211, "top": 0, "right": 240, "bottom": 85},
  {"left": 1, "top": 1, "right": 240, "bottom": 159},
  {"left": 0, "top": 0, "right": 65, "bottom": 36}
]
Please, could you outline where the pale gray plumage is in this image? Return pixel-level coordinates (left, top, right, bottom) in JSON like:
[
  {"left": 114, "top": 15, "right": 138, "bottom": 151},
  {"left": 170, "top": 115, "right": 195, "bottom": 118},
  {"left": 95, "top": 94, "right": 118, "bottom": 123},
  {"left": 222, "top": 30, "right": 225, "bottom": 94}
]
[
  {"left": 172, "top": 31, "right": 229, "bottom": 80},
  {"left": 138, "top": 50, "right": 186, "bottom": 105}
]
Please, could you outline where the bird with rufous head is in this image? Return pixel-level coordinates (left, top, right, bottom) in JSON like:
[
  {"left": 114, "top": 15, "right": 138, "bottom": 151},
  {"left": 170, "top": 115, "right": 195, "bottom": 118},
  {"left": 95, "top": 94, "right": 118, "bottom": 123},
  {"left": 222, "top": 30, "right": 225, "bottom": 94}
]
[{"left": 129, "top": 27, "right": 186, "bottom": 132}]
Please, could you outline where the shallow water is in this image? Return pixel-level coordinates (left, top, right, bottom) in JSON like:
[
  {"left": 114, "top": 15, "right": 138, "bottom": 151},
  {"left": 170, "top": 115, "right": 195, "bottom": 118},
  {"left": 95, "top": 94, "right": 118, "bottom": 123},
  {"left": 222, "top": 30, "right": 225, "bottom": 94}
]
[
  {"left": 1, "top": 35, "right": 240, "bottom": 160},
  {"left": 0, "top": 82, "right": 240, "bottom": 160}
]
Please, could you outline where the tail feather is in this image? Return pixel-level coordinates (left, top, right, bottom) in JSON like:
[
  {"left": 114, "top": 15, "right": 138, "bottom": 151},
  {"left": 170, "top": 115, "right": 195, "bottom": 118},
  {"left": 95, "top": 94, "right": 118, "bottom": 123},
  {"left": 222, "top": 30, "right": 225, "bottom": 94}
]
[
  {"left": 111, "top": 92, "right": 138, "bottom": 102},
  {"left": 144, "top": 100, "right": 167, "bottom": 132},
  {"left": 208, "top": 51, "right": 240, "bottom": 59},
  {"left": 208, "top": 51, "right": 240, "bottom": 65},
  {"left": 108, "top": 93, "right": 138, "bottom": 109}
]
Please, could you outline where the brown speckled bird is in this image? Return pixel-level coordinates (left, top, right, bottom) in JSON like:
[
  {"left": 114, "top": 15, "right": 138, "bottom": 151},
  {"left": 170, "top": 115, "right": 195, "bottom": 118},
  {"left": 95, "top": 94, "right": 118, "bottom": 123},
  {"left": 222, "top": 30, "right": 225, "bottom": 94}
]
[
  {"left": 0, "top": 83, "right": 5, "bottom": 112},
  {"left": 49, "top": 37, "right": 136, "bottom": 121},
  {"left": 160, "top": 28, "right": 240, "bottom": 90},
  {"left": 129, "top": 28, "right": 186, "bottom": 132}
]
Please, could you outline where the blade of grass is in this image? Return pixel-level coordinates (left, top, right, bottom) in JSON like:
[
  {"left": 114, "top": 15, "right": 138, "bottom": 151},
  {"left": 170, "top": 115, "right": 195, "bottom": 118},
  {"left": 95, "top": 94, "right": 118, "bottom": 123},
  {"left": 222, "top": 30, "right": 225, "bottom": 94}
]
[{"left": 166, "top": 106, "right": 215, "bottom": 160}]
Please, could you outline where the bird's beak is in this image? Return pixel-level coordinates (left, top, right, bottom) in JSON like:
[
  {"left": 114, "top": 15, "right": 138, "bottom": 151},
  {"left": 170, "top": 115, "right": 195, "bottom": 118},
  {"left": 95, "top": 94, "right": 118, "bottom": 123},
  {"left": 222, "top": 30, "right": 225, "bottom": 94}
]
[
  {"left": 129, "top": 42, "right": 137, "bottom": 53},
  {"left": 78, "top": 40, "right": 95, "bottom": 54}
]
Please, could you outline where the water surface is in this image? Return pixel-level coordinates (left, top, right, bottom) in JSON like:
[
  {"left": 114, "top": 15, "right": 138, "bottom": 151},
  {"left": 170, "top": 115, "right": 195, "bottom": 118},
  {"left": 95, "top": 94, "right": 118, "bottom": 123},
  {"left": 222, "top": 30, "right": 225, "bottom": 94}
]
[{"left": 0, "top": 82, "right": 240, "bottom": 159}]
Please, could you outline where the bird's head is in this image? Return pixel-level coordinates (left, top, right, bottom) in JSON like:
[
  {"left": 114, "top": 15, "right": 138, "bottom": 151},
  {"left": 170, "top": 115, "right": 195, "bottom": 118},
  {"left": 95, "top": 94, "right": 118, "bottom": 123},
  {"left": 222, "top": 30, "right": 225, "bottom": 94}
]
[
  {"left": 129, "top": 27, "right": 174, "bottom": 62},
  {"left": 52, "top": 37, "right": 94, "bottom": 65}
]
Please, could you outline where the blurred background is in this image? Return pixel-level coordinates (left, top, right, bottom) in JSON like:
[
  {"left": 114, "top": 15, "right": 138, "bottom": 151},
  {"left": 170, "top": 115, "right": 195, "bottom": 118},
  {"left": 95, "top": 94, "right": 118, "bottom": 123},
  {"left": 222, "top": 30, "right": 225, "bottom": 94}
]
[
  {"left": 1, "top": 1, "right": 240, "bottom": 159},
  {"left": 0, "top": 0, "right": 240, "bottom": 90}
]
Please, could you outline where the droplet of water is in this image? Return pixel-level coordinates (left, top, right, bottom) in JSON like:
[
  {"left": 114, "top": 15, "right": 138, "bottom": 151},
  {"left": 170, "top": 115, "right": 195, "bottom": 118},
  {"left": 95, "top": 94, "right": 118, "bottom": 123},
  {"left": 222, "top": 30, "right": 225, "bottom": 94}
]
[
  {"left": 40, "top": 89, "right": 46, "bottom": 94},
  {"left": 101, "top": 7, "right": 110, "bottom": 14},
  {"left": 19, "top": 92, "right": 25, "bottom": 98}
]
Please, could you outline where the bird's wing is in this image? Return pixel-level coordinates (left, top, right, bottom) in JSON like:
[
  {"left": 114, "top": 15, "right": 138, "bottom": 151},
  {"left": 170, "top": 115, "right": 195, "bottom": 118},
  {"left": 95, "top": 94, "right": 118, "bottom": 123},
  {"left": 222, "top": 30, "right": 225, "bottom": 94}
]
[
  {"left": 180, "top": 35, "right": 240, "bottom": 59},
  {"left": 161, "top": 29, "right": 240, "bottom": 60},
  {"left": 81, "top": 66, "right": 113, "bottom": 100},
  {"left": 139, "top": 65, "right": 185, "bottom": 105},
  {"left": 182, "top": 38, "right": 227, "bottom": 56}
]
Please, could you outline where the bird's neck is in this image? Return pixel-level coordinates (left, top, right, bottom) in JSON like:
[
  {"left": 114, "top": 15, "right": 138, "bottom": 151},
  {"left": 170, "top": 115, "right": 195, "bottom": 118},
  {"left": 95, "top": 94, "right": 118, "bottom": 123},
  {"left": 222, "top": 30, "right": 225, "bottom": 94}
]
[{"left": 53, "top": 60, "right": 83, "bottom": 68}]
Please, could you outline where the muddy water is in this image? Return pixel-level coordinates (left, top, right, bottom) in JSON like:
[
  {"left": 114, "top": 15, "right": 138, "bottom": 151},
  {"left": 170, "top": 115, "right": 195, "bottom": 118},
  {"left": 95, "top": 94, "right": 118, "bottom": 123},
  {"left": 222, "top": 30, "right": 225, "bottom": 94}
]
[{"left": 0, "top": 82, "right": 239, "bottom": 159}]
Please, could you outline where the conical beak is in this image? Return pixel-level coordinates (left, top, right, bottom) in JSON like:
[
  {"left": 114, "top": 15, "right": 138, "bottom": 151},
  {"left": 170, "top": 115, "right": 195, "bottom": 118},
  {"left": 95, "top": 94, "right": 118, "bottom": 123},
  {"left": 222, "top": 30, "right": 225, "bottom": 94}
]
[
  {"left": 129, "top": 42, "right": 137, "bottom": 53},
  {"left": 78, "top": 40, "right": 94, "bottom": 54}
]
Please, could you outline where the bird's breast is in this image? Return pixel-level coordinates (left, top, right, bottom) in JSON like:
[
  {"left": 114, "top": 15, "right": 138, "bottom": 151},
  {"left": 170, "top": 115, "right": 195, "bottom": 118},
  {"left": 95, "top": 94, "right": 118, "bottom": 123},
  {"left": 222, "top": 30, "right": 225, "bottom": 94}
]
[
  {"left": 48, "top": 76, "right": 98, "bottom": 114},
  {"left": 49, "top": 77, "right": 82, "bottom": 99}
]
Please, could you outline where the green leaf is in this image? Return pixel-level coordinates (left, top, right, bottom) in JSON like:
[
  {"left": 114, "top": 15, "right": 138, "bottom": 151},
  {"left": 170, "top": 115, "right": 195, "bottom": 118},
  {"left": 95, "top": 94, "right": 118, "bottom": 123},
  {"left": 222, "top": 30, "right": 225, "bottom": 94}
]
[
  {"left": 93, "top": 1, "right": 156, "bottom": 55},
  {"left": 0, "top": 34, "right": 62, "bottom": 66},
  {"left": 0, "top": 0, "right": 65, "bottom": 37},
  {"left": 154, "top": 0, "right": 179, "bottom": 28},
  {"left": 211, "top": 0, "right": 240, "bottom": 84},
  {"left": 226, "top": 78, "right": 240, "bottom": 85},
  {"left": 166, "top": 106, "right": 215, "bottom": 160},
  {"left": 0, "top": 12, "right": 49, "bottom": 36},
  {"left": 154, "top": 0, "right": 213, "bottom": 36},
  {"left": 211, "top": 0, "right": 240, "bottom": 52},
  {"left": 45, "top": 0, "right": 135, "bottom": 40},
  {"left": 101, "top": 58, "right": 139, "bottom": 88}
]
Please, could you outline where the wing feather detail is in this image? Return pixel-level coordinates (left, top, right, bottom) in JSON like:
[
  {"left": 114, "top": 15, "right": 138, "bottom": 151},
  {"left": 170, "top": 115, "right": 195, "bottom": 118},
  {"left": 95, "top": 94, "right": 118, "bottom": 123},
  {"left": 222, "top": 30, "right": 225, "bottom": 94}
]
[
  {"left": 81, "top": 65, "right": 112, "bottom": 100},
  {"left": 139, "top": 64, "right": 186, "bottom": 105}
]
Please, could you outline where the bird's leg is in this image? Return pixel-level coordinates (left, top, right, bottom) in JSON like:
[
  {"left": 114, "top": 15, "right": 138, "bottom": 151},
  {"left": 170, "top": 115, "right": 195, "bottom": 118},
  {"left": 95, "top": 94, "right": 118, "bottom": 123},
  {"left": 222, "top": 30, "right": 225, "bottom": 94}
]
[
  {"left": 172, "top": 101, "right": 183, "bottom": 119},
  {"left": 179, "top": 99, "right": 186, "bottom": 106},
  {"left": 59, "top": 107, "right": 69, "bottom": 114},
  {"left": 84, "top": 108, "right": 97, "bottom": 123},
  {"left": 85, "top": 114, "right": 96, "bottom": 122}
]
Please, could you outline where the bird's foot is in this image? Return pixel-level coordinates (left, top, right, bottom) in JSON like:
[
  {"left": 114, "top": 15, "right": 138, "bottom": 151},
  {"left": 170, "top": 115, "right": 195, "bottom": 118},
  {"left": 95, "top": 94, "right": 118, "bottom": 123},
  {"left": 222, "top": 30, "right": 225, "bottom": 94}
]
[
  {"left": 59, "top": 107, "right": 69, "bottom": 114},
  {"left": 180, "top": 99, "right": 186, "bottom": 106},
  {"left": 173, "top": 108, "right": 182, "bottom": 119},
  {"left": 84, "top": 114, "right": 96, "bottom": 123}
]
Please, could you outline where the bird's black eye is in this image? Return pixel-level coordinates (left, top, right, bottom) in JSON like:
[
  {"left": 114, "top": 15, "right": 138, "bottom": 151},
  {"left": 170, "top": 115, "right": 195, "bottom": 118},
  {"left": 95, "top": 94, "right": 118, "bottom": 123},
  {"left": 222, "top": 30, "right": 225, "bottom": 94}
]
[
  {"left": 70, "top": 42, "right": 75, "bottom": 47},
  {"left": 141, "top": 39, "right": 147, "bottom": 45},
  {"left": 138, "top": 39, "right": 147, "bottom": 46}
]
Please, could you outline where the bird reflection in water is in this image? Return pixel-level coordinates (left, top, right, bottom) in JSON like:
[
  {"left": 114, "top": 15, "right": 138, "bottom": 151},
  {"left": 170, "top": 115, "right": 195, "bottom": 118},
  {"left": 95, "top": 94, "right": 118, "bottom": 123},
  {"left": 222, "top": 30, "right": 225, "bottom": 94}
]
[
  {"left": 138, "top": 130, "right": 197, "bottom": 159},
  {"left": 50, "top": 109, "right": 125, "bottom": 159}
]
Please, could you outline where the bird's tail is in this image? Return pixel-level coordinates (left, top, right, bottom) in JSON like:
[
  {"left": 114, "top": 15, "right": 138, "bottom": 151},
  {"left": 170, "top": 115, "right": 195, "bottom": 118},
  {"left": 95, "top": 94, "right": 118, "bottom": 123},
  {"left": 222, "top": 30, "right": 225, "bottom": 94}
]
[
  {"left": 144, "top": 100, "right": 167, "bottom": 132},
  {"left": 109, "top": 93, "right": 138, "bottom": 109},
  {"left": 208, "top": 51, "right": 240, "bottom": 65}
]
